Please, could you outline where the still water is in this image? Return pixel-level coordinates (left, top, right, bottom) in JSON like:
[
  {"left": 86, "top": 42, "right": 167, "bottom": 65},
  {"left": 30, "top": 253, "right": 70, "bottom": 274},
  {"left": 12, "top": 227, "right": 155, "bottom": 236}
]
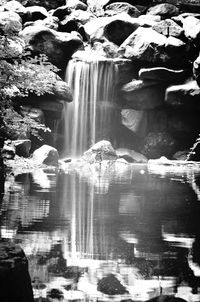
[{"left": 1, "top": 163, "right": 200, "bottom": 301}]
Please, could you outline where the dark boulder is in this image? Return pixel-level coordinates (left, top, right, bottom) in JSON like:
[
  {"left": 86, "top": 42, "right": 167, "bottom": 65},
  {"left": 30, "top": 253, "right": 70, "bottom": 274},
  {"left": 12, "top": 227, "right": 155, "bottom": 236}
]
[
  {"left": 193, "top": 55, "right": 200, "bottom": 86},
  {"left": 142, "top": 131, "right": 176, "bottom": 159},
  {"left": 139, "top": 67, "right": 187, "bottom": 83},
  {"left": 97, "top": 273, "right": 128, "bottom": 295},
  {"left": 23, "top": 6, "right": 48, "bottom": 22},
  {"left": 20, "top": 26, "right": 83, "bottom": 69},
  {"left": 0, "top": 242, "right": 34, "bottom": 302}
]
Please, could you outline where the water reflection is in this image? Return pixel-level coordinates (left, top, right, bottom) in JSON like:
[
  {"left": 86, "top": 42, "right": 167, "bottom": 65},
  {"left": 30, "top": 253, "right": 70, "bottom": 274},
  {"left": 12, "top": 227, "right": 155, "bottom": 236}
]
[{"left": 0, "top": 164, "right": 200, "bottom": 301}]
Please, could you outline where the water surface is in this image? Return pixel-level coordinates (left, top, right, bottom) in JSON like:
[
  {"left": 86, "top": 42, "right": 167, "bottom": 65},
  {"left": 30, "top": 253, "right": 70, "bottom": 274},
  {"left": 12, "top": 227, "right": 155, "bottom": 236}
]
[{"left": 1, "top": 163, "right": 200, "bottom": 301}]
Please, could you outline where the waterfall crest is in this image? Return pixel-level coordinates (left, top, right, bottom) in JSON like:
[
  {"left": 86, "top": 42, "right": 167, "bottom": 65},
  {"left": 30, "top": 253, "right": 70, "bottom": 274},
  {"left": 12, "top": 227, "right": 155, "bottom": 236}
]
[{"left": 63, "top": 58, "right": 118, "bottom": 157}]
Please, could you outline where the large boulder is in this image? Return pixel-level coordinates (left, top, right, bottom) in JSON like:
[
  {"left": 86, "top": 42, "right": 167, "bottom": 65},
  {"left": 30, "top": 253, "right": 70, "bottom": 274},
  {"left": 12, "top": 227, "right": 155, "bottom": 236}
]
[
  {"left": 0, "top": 11, "right": 22, "bottom": 35},
  {"left": 32, "top": 144, "right": 59, "bottom": 166},
  {"left": 165, "top": 80, "right": 200, "bottom": 110},
  {"left": 24, "top": 16, "right": 59, "bottom": 30},
  {"left": 13, "top": 139, "right": 31, "bottom": 157},
  {"left": 19, "top": 26, "right": 83, "bottom": 68},
  {"left": 81, "top": 140, "right": 118, "bottom": 164},
  {"left": 52, "top": 5, "right": 71, "bottom": 21},
  {"left": 182, "top": 16, "right": 200, "bottom": 42},
  {"left": 147, "top": 3, "right": 179, "bottom": 19},
  {"left": 0, "top": 1, "right": 26, "bottom": 15},
  {"left": 152, "top": 19, "right": 184, "bottom": 38},
  {"left": 105, "top": 2, "right": 141, "bottom": 17},
  {"left": 103, "top": 18, "right": 140, "bottom": 46},
  {"left": 0, "top": 242, "right": 34, "bottom": 302},
  {"left": 139, "top": 67, "right": 187, "bottom": 83},
  {"left": 121, "top": 79, "right": 166, "bottom": 110},
  {"left": 142, "top": 131, "right": 177, "bottom": 159},
  {"left": 118, "top": 27, "right": 186, "bottom": 65}
]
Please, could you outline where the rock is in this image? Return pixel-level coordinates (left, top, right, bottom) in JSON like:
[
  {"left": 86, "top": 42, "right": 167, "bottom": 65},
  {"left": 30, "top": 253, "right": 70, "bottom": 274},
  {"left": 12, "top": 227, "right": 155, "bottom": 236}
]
[
  {"left": 59, "top": 10, "right": 94, "bottom": 33},
  {"left": 97, "top": 274, "right": 128, "bottom": 295},
  {"left": 116, "top": 148, "right": 148, "bottom": 163},
  {"left": 121, "top": 79, "right": 166, "bottom": 110},
  {"left": 82, "top": 140, "right": 118, "bottom": 164},
  {"left": 139, "top": 67, "right": 187, "bottom": 83},
  {"left": 0, "top": 242, "right": 34, "bottom": 302},
  {"left": 147, "top": 3, "right": 179, "bottom": 19},
  {"left": 182, "top": 16, "right": 200, "bottom": 41},
  {"left": 32, "top": 144, "right": 59, "bottom": 166},
  {"left": 146, "top": 295, "right": 187, "bottom": 302},
  {"left": 18, "top": 0, "right": 66, "bottom": 10},
  {"left": 0, "top": 37, "right": 24, "bottom": 58},
  {"left": 0, "top": 11, "right": 22, "bottom": 35},
  {"left": 13, "top": 139, "right": 31, "bottom": 157},
  {"left": 0, "top": 1, "right": 26, "bottom": 15},
  {"left": 118, "top": 27, "right": 186, "bottom": 65},
  {"left": 105, "top": 2, "right": 141, "bottom": 17},
  {"left": 2, "top": 140, "right": 16, "bottom": 159},
  {"left": 152, "top": 19, "right": 184, "bottom": 38},
  {"left": 121, "top": 109, "right": 148, "bottom": 137},
  {"left": 142, "top": 131, "right": 176, "bottom": 159},
  {"left": 20, "top": 106, "right": 45, "bottom": 124},
  {"left": 47, "top": 289, "right": 64, "bottom": 300},
  {"left": 165, "top": 80, "right": 200, "bottom": 110},
  {"left": 20, "top": 26, "right": 83, "bottom": 69},
  {"left": 66, "top": 0, "right": 87, "bottom": 11},
  {"left": 172, "top": 150, "right": 188, "bottom": 160},
  {"left": 180, "top": 3, "right": 200, "bottom": 14},
  {"left": 193, "top": 55, "right": 200, "bottom": 86},
  {"left": 24, "top": 16, "right": 59, "bottom": 30},
  {"left": 104, "top": 18, "right": 140, "bottom": 46},
  {"left": 102, "top": 40, "right": 119, "bottom": 58},
  {"left": 52, "top": 81, "right": 73, "bottom": 101},
  {"left": 23, "top": 6, "right": 48, "bottom": 22},
  {"left": 52, "top": 5, "right": 71, "bottom": 20},
  {"left": 138, "top": 14, "right": 161, "bottom": 25}
]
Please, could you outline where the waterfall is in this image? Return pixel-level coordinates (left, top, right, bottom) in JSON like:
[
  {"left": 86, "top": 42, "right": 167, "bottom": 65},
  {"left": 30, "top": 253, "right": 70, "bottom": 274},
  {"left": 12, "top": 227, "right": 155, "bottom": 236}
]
[{"left": 63, "top": 57, "right": 118, "bottom": 157}]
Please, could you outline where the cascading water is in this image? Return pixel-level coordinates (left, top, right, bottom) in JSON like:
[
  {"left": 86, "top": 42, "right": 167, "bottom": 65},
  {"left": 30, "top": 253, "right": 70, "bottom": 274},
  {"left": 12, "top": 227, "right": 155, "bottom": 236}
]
[{"left": 63, "top": 55, "right": 118, "bottom": 157}]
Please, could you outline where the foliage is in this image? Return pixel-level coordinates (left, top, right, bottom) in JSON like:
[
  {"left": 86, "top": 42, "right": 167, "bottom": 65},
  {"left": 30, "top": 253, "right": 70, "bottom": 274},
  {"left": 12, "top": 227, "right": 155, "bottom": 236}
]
[{"left": 0, "top": 52, "right": 59, "bottom": 141}]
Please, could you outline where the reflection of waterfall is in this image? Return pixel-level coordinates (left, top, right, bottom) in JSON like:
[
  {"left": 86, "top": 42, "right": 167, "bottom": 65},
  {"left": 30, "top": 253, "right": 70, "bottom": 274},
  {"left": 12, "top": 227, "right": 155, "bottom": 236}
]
[{"left": 63, "top": 58, "right": 118, "bottom": 157}]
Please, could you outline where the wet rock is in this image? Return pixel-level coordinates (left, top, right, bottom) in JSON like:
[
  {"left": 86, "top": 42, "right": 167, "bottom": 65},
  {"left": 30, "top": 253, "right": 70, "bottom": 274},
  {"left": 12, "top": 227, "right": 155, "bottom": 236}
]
[
  {"left": 2, "top": 140, "right": 16, "bottom": 159},
  {"left": 118, "top": 27, "right": 186, "bottom": 65},
  {"left": 52, "top": 5, "right": 71, "bottom": 21},
  {"left": 102, "top": 40, "right": 119, "bottom": 58},
  {"left": 152, "top": 19, "right": 184, "bottom": 38},
  {"left": 147, "top": 3, "right": 179, "bottom": 19},
  {"left": 66, "top": 0, "right": 87, "bottom": 11},
  {"left": 59, "top": 10, "right": 94, "bottom": 34},
  {"left": 104, "top": 18, "right": 140, "bottom": 46},
  {"left": 165, "top": 80, "right": 200, "bottom": 110},
  {"left": 20, "top": 26, "right": 83, "bottom": 69},
  {"left": 142, "top": 131, "right": 176, "bottom": 159},
  {"left": 82, "top": 140, "right": 118, "bottom": 164},
  {"left": 139, "top": 67, "right": 187, "bottom": 83},
  {"left": 116, "top": 148, "right": 148, "bottom": 163},
  {"left": 0, "top": 242, "right": 34, "bottom": 302},
  {"left": 105, "top": 2, "right": 141, "bottom": 17},
  {"left": 182, "top": 16, "right": 200, "bottom": 42},
  {"left": 121, "top": 79, "right": 166, "bottom": 110},
  {"left": 13, "top": 139, "right": 31, "bottom": 158},
  {"left": 32, "top": 144, "right": 59, "bottom": 166},
  {"left": 97, "top": 273, "right": 128, "bottom": 295},
  {"left": 172, "top": 150, "right": 188, "bottom": 160},
  {"left": 121, "top": 109, "right": 148, "bottom": 138},
  {"left": 0, "top": 11, "right": 22, "bottom": 35},
  {"left": 52, "top": 81, "right": 73, "bottom": 101}
]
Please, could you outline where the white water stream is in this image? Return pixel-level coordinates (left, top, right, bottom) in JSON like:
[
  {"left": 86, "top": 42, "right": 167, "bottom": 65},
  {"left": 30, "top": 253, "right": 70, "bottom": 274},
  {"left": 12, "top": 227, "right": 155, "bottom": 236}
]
[{"left": 63, "top": 57, "right": 118, "bottom": 157}]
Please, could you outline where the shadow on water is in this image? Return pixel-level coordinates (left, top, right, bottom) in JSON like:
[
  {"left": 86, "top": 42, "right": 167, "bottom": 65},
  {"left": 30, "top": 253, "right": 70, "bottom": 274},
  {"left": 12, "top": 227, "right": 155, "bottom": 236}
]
[{"left": 0, "top": 164, "right": 200, "bottom": 301}]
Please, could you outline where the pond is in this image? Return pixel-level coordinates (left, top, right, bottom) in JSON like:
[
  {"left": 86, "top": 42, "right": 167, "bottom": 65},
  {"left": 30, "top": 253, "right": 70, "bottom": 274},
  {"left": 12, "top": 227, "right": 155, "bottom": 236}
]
[{"left": 1, "top": 163, "right": 200, "bottom": 301}]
